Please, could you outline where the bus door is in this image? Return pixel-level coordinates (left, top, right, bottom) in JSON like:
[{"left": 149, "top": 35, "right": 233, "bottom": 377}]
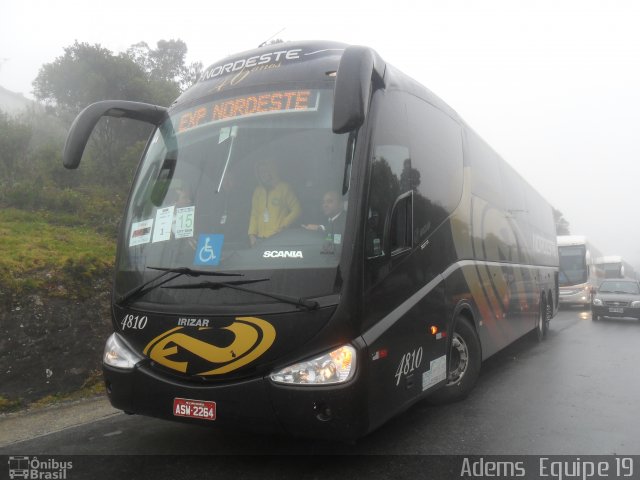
[{"left": 360, "top": 90, "right": 452, "bottom": 428}]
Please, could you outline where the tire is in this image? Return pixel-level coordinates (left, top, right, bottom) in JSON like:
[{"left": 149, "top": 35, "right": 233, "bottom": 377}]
[
  {"left": 427, "top": 316, "right": 481, "bottom": 404},
  {"left": 536, "top": 297, "right": 548, "bottom": 341},
  {"left": 592, "top": 312, "right": 599, "bottom": 321}
]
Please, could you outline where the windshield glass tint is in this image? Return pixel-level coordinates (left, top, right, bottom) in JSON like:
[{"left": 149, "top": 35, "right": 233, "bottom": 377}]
[
  {"left": 599, "top": 281, "right": 640, "bottom": 294},
  {"left": 603, "top": 263, "right": 621, "bottom": 277},
  {"left": 558, "top": 245, "right": 587, "bottom": 286},
  {"left": 116, "top": 87, "right": 349, "bottom": 303}
]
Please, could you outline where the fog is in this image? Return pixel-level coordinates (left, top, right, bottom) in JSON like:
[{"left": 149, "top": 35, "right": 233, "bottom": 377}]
[{"left": 2, "top": 0, "right": 639, "bottom": 269}]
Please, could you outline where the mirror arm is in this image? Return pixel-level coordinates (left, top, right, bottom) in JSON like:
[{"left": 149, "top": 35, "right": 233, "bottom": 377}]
[{"left": 63, "top": 100, "right": 168, "bottom": 169}]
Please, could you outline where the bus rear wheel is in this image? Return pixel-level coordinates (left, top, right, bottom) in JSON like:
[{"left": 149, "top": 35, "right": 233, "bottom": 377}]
[
  {"left": 536, "top": 297, "right": 548, "bottom": 342},
  {"left": 427, "top": 316, "right": 481, "bottom": 404}
]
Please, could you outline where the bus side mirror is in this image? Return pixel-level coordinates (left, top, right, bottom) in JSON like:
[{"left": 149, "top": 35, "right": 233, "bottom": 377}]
[
  {"left": 63, "top": 100, "right": 168, "bottom": 169},
  {"left": 332, "top": 46, "right": 385, "bottom": 134}
]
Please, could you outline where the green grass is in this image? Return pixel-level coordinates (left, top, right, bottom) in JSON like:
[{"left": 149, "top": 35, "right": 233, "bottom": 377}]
[
  {"left": 0, "top": 207, "right": 116, "bottom": 299},
  {"left": 0, "top": 395, "right": 23, "bottom": 412}
]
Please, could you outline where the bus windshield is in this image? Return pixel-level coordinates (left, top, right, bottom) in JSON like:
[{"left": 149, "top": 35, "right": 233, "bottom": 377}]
[
  {"left": 603, "top": 263, "right": 621, "bottom": 278},
  {"left": 115, "top": 86, "right": 350, "bottom": 307},
  {"left": 558, "top": 245, "right": 587, "bottom": 286}
]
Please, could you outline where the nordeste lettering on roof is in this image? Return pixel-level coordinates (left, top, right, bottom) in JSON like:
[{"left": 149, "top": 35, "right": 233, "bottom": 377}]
[{"left": 201, "top": 49, "right": 303, "bottom": 82}]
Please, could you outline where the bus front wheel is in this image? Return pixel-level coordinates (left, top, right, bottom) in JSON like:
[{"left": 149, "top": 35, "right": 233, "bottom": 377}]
[{"left": 427, "top": 316, "right": 481, "bottom": 405}]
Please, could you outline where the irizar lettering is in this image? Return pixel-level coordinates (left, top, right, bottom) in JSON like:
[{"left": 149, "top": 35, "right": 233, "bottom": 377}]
[
  {"left": 201, "top": 49, "right": 302, "bottom": 81},
  {"left": 263, "top": 250, "right": 304, "bottom": 259},
  {"left": 177, "top": 317, "right": 210, "bottom": 327}
]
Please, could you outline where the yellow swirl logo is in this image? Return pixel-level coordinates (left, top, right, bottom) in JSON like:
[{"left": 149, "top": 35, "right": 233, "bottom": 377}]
[{"left": 143, "top": 316, "right": 276, "bottom": 376}]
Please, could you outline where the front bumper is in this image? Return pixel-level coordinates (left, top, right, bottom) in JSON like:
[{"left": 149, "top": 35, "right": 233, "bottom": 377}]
[
  {"left": 559, "top": 288, "right": 591, "bottom": 306},
  {"left": 591, "top": 305, "right": 640, "bottom": 320},
  {"left": 103, "top": 361, "right": 368, "bottom": 440}
]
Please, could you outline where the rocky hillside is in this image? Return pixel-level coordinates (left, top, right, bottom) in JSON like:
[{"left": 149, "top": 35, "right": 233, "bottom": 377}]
[{"left": 0, "top": 277, "right": 113, "bottom": 410}]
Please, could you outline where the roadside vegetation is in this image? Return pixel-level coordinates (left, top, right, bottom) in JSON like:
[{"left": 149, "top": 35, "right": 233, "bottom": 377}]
[
  {"left": 0, "top": 39, "right": 201, "bottom": 412},
  {"left": 1, "top": 39, "right": 202, "bottom": 298},
  {"left": 0, "top": 208, "right": 115, "bottom": 300}
]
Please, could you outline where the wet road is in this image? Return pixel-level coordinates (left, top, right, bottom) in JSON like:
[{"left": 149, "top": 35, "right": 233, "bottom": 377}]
[{"left": 2, "top": 308, "right": 640, "bottom": 456}]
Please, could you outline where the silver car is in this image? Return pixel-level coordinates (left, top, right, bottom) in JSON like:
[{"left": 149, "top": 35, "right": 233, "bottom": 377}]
[{"left": 591, "top": 279, "right": 640, "bottom": 321}]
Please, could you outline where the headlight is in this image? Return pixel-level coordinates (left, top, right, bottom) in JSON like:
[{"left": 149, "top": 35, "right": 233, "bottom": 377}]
[
  {"left": 592, "top": 298, "right": 603, "bottom": 306},
  {"left": 270, "top": 345, "right": 356, "bottom": 386},
  {"left": 631, "top": 301, "right": 640, "bottom": 308},
  {"left": 103, "top": 333, "right": 144, "bottom": 370}
]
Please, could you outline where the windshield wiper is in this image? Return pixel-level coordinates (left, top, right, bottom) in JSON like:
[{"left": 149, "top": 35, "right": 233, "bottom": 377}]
[
  {"left": 117, "top": 267, "right": 242, "bottom": 306},
  {"left": 165, "top": 280, "right": 319, "bottom": 310}
]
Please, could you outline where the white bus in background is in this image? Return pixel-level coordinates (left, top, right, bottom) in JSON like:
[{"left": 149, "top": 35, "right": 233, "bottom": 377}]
[
  {"left": 598, "top": 255, "right": 636, "bottom": 280},
  {"left": 557, "top": 235, "right": 604, "bottom": 307}
]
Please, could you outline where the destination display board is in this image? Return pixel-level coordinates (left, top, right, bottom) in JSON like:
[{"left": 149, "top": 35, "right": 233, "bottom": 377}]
[{"left": 176, "top": 89, "right": 320, "bottom": 133}]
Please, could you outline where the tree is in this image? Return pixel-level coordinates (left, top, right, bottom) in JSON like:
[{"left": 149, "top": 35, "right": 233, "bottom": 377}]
[
  {"left": 0, "top": 111, "right": 32, "bottom": 187},
  {"left": 34, "top": 43, "right": 147, "bottom": 185},
  {"left": 552, "top": 207, "right": 570, "bottom": 235},
  {"left": 126, "top": 39, "right": 202, "bottom": 91},
  {"left": 32, "top": 42, "right": 153, "bottom": 116},
  {"left": 31, "top": 40, "right": 199, "bottom": 188},
  {"left": 32, "top": 39, "right": 201, "bottom": 114}
]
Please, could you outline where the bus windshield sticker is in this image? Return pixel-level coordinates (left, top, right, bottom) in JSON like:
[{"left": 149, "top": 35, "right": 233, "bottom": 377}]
[
  {"left": 194, "top": 234, "right": 224, "bottom": 266},
  {"left": 176, "top": 90, "right": 320, "bottom": 134},
  {"left": 219, "top": 126, "right": 231, "bottom": 144},
  {"left": 130, "top": 219, "right": 153, "bottom": 247},
  {"left": 175, "top": 206, "right": 195, "bottom": 239},
  {"left": 421, "top": 355, "right": 447, "bottom": 391},
  {"left": 152, "top": 206, "right": 175, "bottom": 243}
]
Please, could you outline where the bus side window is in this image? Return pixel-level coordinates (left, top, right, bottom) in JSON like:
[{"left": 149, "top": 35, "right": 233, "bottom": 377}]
[
  {"left": 365, "top": 90, "right": 411, "bottom": 261},
  {"left": 366, "top": 145, "right": 411, "bottom": 258},
  {"left": 406, "top": 99, "right": 463, "bottom": 244}
]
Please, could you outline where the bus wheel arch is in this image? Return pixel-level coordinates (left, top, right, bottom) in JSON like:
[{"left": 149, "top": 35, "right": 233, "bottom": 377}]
[{"left": 427, "top": 307, "right": 481, "bottom": 405}]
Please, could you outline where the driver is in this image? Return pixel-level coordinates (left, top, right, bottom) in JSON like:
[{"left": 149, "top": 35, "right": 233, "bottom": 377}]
[
  {"left": 302, "top": 190, "right": 345, "bottom": 237},
  {"left": 302, "top": 190, "right": 346, "bottom": 254},
  {"left": 248, "top": 159, "right": 301, "bottom": 246}
]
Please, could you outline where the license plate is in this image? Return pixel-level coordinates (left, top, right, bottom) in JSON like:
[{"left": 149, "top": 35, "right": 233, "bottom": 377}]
[
  {"left": 609, "top": 307, "right": 624, "bottom": 313},
  {"left": 173, "top": 398, "right": 216, "bottom": 421}
]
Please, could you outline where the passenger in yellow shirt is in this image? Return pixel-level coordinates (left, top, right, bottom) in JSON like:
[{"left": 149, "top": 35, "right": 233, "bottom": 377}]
[{"left": 248, "top": 159, "right": 301, "bottom": 247}]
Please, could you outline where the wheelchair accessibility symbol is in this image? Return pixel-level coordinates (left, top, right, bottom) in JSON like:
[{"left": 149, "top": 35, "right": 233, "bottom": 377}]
[{"left": 194, "top": 234, "right": 224, "bottom": 266}]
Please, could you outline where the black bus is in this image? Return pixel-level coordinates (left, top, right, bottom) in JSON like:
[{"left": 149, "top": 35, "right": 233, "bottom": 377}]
[{"left": 63, "top": 41, "right": 559, "bottom": 440}]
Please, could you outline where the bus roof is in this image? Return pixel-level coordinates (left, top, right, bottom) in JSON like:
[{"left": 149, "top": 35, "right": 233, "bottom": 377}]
[
  {"left": 173, "top": 40, "right": 349, "bottom": 108},
  {"left": 597, "top": 255, "right": 623, "bottom": 263},
  {"left": 557, "top": 235, "right": 588, "bottom": 246}
]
